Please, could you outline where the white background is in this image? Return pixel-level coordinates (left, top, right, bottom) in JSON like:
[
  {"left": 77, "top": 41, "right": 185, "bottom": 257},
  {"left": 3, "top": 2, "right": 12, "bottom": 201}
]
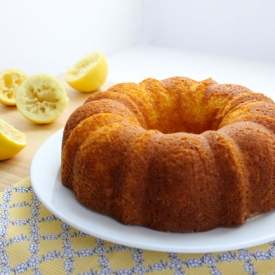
[
  {"left": 144, "top": 0, "right": 275, "bottom": 63},
  {"left": 1, "top": 0, "right": 275, "bottom": 90},
  {"left": 0, "top": 0, "right": 143, "bottom": 75}
]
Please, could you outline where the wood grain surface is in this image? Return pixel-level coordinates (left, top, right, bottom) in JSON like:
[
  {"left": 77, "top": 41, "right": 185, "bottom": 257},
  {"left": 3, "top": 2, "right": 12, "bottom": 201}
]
[{"left": 0, "top": 75, "right": 113, "bottom": 190}]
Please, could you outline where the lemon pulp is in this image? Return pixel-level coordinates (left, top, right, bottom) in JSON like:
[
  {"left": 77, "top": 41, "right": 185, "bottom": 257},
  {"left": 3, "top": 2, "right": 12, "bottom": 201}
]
[
  {"left": 0, "top": 69, "right": 28, "bottom": 106},
  {"left": 16, "top": 74, "right": 69, "bottom": 124}
]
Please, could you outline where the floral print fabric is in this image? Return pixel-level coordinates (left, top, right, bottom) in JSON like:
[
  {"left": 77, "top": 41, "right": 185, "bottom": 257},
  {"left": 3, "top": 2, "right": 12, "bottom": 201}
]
[{"left": 1, "top": 178, "right": 275, "bottom": 275}]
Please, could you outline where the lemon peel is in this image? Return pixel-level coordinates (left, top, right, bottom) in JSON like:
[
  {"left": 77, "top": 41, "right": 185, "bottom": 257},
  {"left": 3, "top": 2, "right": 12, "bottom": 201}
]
[
  {"left": 15, "top": 74, "right": 69, "bottom": 124},
  {"left": 0, "top": 118, "right": 27, "bottom": 160},
  {"left": 0, "top": 69, "right": 28, "bottom": 106},
  {"left": 65, "top": 51, "right": 108, "bottom": 92}
]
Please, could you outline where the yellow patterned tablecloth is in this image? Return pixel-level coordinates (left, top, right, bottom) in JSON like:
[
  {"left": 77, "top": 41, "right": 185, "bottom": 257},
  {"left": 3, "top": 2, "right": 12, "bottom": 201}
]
[{"left": 1, "top": 178, "right": 275, "bottom": 274}]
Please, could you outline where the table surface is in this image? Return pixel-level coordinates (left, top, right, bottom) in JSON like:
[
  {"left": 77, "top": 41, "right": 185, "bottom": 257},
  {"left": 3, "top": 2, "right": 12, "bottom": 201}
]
[{"left": 0, "top": 75, "right": 113, "bottom": 191}]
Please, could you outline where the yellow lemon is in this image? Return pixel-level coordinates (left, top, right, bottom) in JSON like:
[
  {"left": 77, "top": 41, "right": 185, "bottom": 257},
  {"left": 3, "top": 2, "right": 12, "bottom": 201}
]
[
  {"left": 0, "top": 118, "right": 27, "bottom": 160},
  {"left": 15, "top": 74, "right": 69, "bottom": 124},
  {"left": 65, "top": 51, "right": 108, "bottom": 92},
  {"left": 0, "top": 69, "right": 28, "bottom": 106}
]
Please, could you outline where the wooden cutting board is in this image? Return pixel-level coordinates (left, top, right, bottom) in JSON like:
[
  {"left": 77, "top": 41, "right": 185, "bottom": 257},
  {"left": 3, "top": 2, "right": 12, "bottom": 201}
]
[{"left": 0, "top": 75, "right": 114, "bottom": 190}]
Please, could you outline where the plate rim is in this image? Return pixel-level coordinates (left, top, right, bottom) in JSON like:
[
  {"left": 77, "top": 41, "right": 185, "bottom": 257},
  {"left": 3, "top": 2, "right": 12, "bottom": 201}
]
[{"left": 30, "top": 128, "right": 275, "bottom": 253}]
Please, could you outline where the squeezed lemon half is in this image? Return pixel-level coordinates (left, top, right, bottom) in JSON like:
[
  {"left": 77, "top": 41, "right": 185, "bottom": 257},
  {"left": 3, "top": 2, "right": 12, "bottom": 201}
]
[
  {"left": 65, "top": 51, "right": 108, "bottom": 92},
  {"left": 0, "top": 69, "right": 28, "bottom": 106},
  {"left": 0, "top": 118, "right": 27, "bottom": 160},
  {"left": 15, "top": 74, "right": 69, "bottom": 124}
]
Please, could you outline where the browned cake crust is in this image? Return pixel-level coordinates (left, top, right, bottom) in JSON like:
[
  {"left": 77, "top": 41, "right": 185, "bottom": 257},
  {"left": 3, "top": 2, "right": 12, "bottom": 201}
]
[{"left": 61, "top": 76, "right": 275, "bottom": 232}]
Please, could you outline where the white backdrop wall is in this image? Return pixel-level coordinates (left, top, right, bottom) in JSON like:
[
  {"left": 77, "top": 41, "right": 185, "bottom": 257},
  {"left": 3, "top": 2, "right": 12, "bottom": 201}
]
[
  {"left": 1, "top": 0, "right": 275, "bottom": 77},
  {"left": 0, "top": 0, "right": 143, "bottom": 75},
  {"left": 143, "top": 0, "right": 275, "bottom": 64}
]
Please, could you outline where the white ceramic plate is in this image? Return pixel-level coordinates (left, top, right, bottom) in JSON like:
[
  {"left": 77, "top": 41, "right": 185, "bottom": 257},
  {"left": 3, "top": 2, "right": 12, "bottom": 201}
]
[{"left": 30, "top": 128, "right": 275, "bottom": 253}]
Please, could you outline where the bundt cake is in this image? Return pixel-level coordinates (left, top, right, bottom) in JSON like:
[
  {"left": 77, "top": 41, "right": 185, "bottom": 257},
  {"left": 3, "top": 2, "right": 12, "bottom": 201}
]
[{"left": 61, "top": 76, "right": 275, "bottom": 232}]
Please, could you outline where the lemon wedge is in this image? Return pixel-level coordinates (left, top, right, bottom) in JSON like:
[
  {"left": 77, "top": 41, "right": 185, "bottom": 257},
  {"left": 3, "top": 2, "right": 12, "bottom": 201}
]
[
  {"left": 15, "top": 74, "right": 69, "bottom": 124},
  {"left": 0, "top": 118, "right": 27, "bottom": 160},
  {"left": 65, "top": 51, "right": 108, "bottom": 92},
  {"left": 0, "top": 69, "right": 28, "bottom": 106}
]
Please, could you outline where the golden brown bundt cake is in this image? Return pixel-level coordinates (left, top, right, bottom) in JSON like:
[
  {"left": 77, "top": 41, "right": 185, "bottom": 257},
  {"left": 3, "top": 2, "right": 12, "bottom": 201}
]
[{"left": 61, "top": 76, "right": 275, "bottom": 232}]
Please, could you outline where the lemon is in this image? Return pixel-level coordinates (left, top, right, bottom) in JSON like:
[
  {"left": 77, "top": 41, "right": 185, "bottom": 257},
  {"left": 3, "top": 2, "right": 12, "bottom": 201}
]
[
  {"left": 0, "top": 118, "right": 27, "bottom": 160},
  {"left": 65, "top": 51, "right": 108, "bottom": 92},
  {"left": 15, "top": 74, "right": 69, "bottom": 124},
  {"left": 0, "top": 69, "right": 28, "bottom": 106}
]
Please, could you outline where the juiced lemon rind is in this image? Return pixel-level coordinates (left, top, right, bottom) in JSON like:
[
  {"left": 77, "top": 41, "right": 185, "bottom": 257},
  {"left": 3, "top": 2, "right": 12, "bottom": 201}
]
[
  {"left": 65, "top": 51, "right": 108, "bottom": 92},
  {"left": 0, "top": 69, "right": 28, "bottom": 106},
  {"left": 15, "top": 74, "right": 69, "bottom": 124},
  {"left": 0, "top": 118, "right": 27, "bottom": 160}
]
